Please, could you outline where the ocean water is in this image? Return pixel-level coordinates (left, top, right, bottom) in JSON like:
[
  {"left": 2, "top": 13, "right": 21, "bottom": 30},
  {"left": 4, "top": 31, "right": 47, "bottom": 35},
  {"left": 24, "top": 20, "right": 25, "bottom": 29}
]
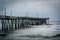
[
  {"left": 0, "top": 25, "right": 60, "bottom": 40},
  {"left": 0, "top": 21, "right": 60, "bottom": 40}
]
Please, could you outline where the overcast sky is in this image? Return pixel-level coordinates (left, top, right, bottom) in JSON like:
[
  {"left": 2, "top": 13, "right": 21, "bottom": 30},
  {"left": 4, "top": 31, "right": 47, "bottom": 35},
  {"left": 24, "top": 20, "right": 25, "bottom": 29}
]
[{"left": 0, "top": 0, "right": 60, "bottom": 21}]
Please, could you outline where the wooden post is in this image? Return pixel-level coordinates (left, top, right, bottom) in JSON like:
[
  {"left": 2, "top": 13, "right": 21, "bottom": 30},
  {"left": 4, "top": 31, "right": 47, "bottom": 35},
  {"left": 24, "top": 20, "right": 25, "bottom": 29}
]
[
  {"left": 15, "top": 19, "right": 17, "bottom": 29},
  {"left": 11, "top": 19, "right": 13, "bottom": 30},
  {"left": 9, "top": 20, "right": 11, "bottom": 30},
  {"left": 6, "top": 20, "right": 9, "bottom": 30},
  {"left": 1, "top": 19, "right": 4, "bottom": 31},
  {"left": 7, "top": 20, "right": 10, "bottom": 30},
  {"left": 39, "top": 20, "right": 41, "bottom": 25},
  {"left": 4, "top": 19, "right": 8, "bottom": 32},
  {"left": 18, "top": 19, "right": 20, "bottom": 29},
  {"left": 35, "top": 20, "right": 36, "bottom": 25}
]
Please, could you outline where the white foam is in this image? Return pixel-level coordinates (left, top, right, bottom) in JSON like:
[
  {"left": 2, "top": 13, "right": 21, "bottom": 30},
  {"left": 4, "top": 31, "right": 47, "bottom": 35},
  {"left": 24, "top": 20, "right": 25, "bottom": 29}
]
[{"left": 8, "top": 25, "right": 60, "bottom": 37}]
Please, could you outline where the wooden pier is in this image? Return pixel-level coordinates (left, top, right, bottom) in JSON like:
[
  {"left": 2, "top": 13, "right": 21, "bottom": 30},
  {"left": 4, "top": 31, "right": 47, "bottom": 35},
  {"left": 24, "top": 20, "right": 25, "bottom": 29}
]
[{"left": 0, "top": 15, "right": 49, "bottom": 31}]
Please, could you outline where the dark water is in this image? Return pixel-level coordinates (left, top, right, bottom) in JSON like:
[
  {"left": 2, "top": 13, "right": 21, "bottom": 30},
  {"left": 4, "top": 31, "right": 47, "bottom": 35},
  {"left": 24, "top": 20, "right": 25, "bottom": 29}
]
[{"left": 0, "top": 26, "right": 60, "bottom": 40}]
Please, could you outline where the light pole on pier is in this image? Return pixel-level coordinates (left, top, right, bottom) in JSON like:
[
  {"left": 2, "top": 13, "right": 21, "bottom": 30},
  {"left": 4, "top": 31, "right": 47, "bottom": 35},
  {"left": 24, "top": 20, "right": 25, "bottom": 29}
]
[
  {"left": 4, "top": 8, "right": 6, "bottom": 20},
  {"left": 11, "top": 10, "right": 12, "bottom": 17}
]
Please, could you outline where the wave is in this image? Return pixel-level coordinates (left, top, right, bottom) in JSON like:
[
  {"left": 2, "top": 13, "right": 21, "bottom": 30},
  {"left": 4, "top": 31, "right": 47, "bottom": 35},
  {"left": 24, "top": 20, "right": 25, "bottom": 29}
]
[{"left": 18, "top": 34, "right": 60, "bottom": 38}]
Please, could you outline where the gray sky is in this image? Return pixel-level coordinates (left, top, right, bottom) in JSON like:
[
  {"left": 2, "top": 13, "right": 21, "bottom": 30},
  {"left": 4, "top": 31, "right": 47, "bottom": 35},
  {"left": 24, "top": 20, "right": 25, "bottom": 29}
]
[{"left": 0, "top": 0, "right": 60, "bottom": 21}]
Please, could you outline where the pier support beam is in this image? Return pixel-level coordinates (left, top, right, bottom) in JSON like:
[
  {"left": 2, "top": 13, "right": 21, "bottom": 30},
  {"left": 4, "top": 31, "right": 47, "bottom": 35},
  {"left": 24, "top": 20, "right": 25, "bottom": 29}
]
[
  {"left": 11, "top": 20, "right": 14, "bottom": 30},
  {"left": 15, "top": 19, "right": 17, "bottom": 29},
  {"left": 18, "top": 20, "right": 20, "bottom": 29},
  {"left": 1, "top": 20, "right": 4, "bottom": 31}
]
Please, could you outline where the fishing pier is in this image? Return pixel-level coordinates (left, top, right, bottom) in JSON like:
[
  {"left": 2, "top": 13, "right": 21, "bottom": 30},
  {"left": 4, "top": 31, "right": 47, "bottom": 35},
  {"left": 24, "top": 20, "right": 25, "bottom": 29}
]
[{"left": 0, "top": 15, "right": 49, "bottom": 31}]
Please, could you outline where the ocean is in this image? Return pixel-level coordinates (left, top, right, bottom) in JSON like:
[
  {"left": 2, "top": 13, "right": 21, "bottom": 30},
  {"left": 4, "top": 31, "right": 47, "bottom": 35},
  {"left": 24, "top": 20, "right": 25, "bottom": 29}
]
[{"left": 0, "top": 21, "right": 60, "bottom": 40}]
